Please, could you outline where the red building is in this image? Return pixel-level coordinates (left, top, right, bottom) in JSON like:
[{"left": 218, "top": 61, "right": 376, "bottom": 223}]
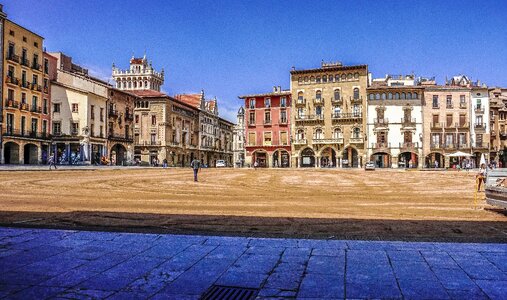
[{"left": 239, "top": 86, "right": 291, "bottom": 167}]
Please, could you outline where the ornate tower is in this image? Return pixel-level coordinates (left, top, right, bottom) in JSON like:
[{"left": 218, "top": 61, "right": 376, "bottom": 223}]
[{"left": 112, "top": 54, "right": 164, "bottom": 92}]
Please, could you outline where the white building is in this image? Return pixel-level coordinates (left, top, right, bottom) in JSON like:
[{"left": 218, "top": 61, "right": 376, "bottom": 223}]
[
  {"left": 232, "top": 106, "right": 245, "bottom": 167},
  {"left": 50, "top": 52, "right": 109, "bottom": 164},
  {"left": 470, "top": 86, "right": 490, "bottom": 164},
  {"left": 366, "top": 75, "right": 424, "bottom": 168},
  {"left": 112, "top": 55, "right": 164, "bottom": 92}
]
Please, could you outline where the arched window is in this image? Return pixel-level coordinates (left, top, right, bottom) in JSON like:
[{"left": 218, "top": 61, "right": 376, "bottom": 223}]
[
  {"left": 353, "top": 88, "right": 360, "bottom": 100},
  {"left": 297, "top": 129, "right": 304, "bottom": 140},
  {"left": 333, "top": 128, "right": 342, "bottom": 139},
  {"left": 322, "top": 75, "right": 327, "bottom": 83},
  {"left": 334, "top": 89, "right": 341, "bottom": 100},
  {"left": 381, "top": 93, "right": 386, "bottom": 100},
  {"left": 304, "top": 76, "right": 309, "bottom": 83},
  {"left": 133, "top": 82, "right": 137, "bottom": 88},
  {"left": 395, "top": 93, "right": 400, "bottom": 100},
  {"left": 316, "top": 76, "right": 321, "bottom": 83},
  {"left": 354, "top": 73, "right": 359, "bottom": 79},
  {"left": 298, "top": 77, "right": 302, "bottom": 84},
  {"left": 128, "top": 82, "right": 132, "bottom": 89},
  {"left": 335, "top": 75, "right": 340, "bottom": 82},
  {"left": 369, "top": 94, "right": 374, "bottom": 100},
  {"left": 353, "top": 127, "right": 360, "bottom": 138},
  {"left": 375, "top": 93, "right": 380, "bottom": 100},
  {"left": 401, "top": 92, "right": 406, "bottom": 99},
  {"left": 341, "top": 74, "right": 346, "bottom": 80},
  {"left": 388, "top": 93, "right": 393, "bottom": 100},
  {"left": 328, "top": 75, "right": 334, "bottom": 82},
  {"left": 314, "top": 128, "right": 323, "bottom": 139},
  {"left": 347, "top": 73, "right": 353, "bottom": 79},
  {"left": 145, "top": 81, "right": 148, "bottom": 87},
  {"left": 310, "top": 76, "right": 315, "bottom": 83},
  {"left": 297, "top": 91, "right": 304, "bottom": 101},
  {"left": 413, "top": 92, "right": 418, "bottom": 99},
  {"left": 316, "top": 90, "right": 322, "bottom": 99},
  {"left": 123, "top": 82, "right": 126, "bottom": 89},
  {"left": 407, "top": 92, "right": 412, "bottom": 99}
]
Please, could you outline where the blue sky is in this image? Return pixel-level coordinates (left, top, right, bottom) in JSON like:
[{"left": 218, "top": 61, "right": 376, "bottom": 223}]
[{"left": 4, "top": 0, "right": 507, "bottom": 122}]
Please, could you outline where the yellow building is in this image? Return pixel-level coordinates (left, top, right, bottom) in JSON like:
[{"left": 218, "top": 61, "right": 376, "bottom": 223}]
[
  {"left": 290, "top": 62, "right": 368, "bottom": 168},
  {"left": 2, "top": 20, "right": 49, "bottom": 164}
]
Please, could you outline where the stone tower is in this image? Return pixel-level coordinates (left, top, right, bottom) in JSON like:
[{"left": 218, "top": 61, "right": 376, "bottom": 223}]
[{"left": 112, "top": 54, "right": 164, "bottom": 92}]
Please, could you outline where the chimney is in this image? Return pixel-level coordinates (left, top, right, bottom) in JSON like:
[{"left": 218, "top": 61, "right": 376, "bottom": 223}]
[{"left": 278, "top": 86, "right": 281, "bottom": 92}]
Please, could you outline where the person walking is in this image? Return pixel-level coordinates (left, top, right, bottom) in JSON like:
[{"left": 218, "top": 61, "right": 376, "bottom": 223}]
[
  {"left": 163, "top": 159, "right": 168, "bottom": 169},
  {"left": 190, "top": 158, "right": 201, "bottom": 182},
  {"left": 476, "top": 163, "right": 487, "bottom": 192},
  {"left": 254, "top": 160, "right": 258, "bottom": 170},
  {"left": 48, "top": 154, "right": 57, "bottom": 170}
]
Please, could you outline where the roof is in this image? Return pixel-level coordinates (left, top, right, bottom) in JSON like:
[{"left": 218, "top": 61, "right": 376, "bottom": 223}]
[
  {"left": 238, "top": 90, "right": 291, "bottom": 99},
  {"left": 207, "top": 100, "right": 216, "bottom": 111},
  {"left": 290, "top": 64, "right": 368, "bottom": 75},
  {"left": 367, "top": 86, "right": 424, "bottom": 91},
  {"left": 130, "top": 58, "right": 144, "bottom": 64},
  {"left": 129, "top": 90, "right": 167, "bottom": 98},
  {"left": 174, "top": 94, "right": 201, "bottom": 108}
]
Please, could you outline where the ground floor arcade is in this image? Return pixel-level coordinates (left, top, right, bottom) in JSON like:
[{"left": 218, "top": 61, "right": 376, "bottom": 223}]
[
  {"left": 51, "top": 137, "right": 108, "bottom": 165},
  {"left": 245, "top": 146, "right": 291, "bottom": 168},
  {"left": 1, "top": 137, "right": 50, "bottom": 165},
  {"left": 133, "top": 146, "right": 232, "bottom": 167},
  {"left": 291, "top": 145, "right": 366, "bottom": 168}
]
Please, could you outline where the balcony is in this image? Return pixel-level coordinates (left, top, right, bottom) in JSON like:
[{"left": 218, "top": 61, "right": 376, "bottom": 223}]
[
  {"left": 446, "top": 104, "right": 453, "bottom": 109},
  {"left": 373, "top": 118, "right": 389, "bottom": 128},
  {"left": 430, "top": 143, "right": 444, "bottom": 149},
  {"left": 108, "top": 109, "right": 119, "bottom": 118},
  {"left": 456, "top": 143, "right": 470, "bottom": 149},
  {"left": 444, "top": 143, "right": 456, "bottom": 150},
  {"left": 279, "top": 118, "right": 288, "bottom": 125},
  {"left": 293, "top": 139, "right": 307, "bottom": 145},
  {"left": 401, "top": 118, "right": 416, "bottom": 128},
  {"left": 399, "top": 142, "right": 419, "bottom": 152},
  {"left": 6, "top": 52, "right": 19, "bottom": 63},
  {"left": 20, "top": 81, "right": 30, "bottom": 89},
  {"left": 5, "top": 76, "right": 19, "bottom": 86},
  {"left": 263, "top": 119, "right": 272, "bottom": 126},
  {"left": 295, "top": 98, "right": 306, "bottom": 107},
  {"left": 44, "top": 86, "right": 49, "bottom": 94},
  {"left": 474, "top": 106, "right": 485, "bottom": 114},
  {"left": 331, "top": 97, "right": 343, "bottom": 105},
  {"left": 430, "top": 122, "right": 442, "bottom": 130},
  {"left": 445, "top": 122, "right": 455, "bottom": 129},
  {"left": 313, "top": 97, "right": 324, "bottom": 105},
  {"left": 372, "top": 142, "right": 390, "bottom": 151},
  {"left": 295, "top": 114, "right": 324, "bottom": 123},
  {"left": 20, "top": 58, "right": 30, "bottom": 67},
  {"left": 473, "top": 142, "right": 489, "bottom": 149},
  {"left": 350, "top": 96, "right": 363, "bottom": 104},
  {"left": 108, "top": 133, "right": 133, "bottom": 142},
  {"left": 331, "top": 112, "right": 362, "bottom": 122},
  {"left": 2, "top": 129, "right": 50, "bottom": 140},
  {"left": 313, "top": 138, "right": 343, "bottom": 145},
  {"left": 460, "top": 103, "right": 467, "bottom": 109},
  {"left": 32, "top": 62, "right": 42, "bottom": 71},
  {"left": 20, "top": 102, "right": 30, "bottom": 111},
  {"left": 474, "top": 123, "right": 486, "bottom": 131},
  {"left": 457, "top": 122, "right": 469, "bottom": 129},
  {"left": 350, "top": 137, "right": 364, "bottom": 144},
  {"left": 134, "top": 140, "right": 162, "bottom": 146},
  {"left": 125, "top": 112, "right": 134, "bottom": 121},
  {"left": 4, "top": 99, "right": 19, "bottom": 109},
  {"left": 248, "top": 121, "right": 256, "bottom": 127},
  {"left": 31, "top": 84, "right": 42, "bottom": 92},
  {"left": 30, "top": 106, "right": 42, "bottom": 113}
]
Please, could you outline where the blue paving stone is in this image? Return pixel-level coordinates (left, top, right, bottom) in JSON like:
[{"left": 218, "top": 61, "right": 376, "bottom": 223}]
[
  {"left": 264, "top": 271, "right": 303, "bottom": 290},
  {"left": 48, "top": 238, "right": 92, "bottom": 248},
  {"left": 151, "top": 293, "right": 200, "bottom": 300},
  {"left": 156, "top": 245, "right": 217, "bottom": 272},
  {"left": 298, "top": 274, "right": 344, "bottom": 298},
  {"left": 0, "top": 284, "right": 29, "bottom": 298},
  {"left": 387, "top": 250, "right": 424, "bottom": 262},
  {"left": 312, "top": 248, "right": 345, "bottom": 256},
  {"left": 53, "top": 288, "right": 114, "bottom": 299},
  {"left": 17, "top": 254, "right": 88, "bottom": 276},
  {"left": 246, "top": 245, "right": 285, "bottom": 256},
  {"left": 78, "top": 253, "right": 131, "bottom": 273},
  {"left": 455, "top": 259, "right": 507, "bottom": 280},
  {"left": 70, "top": 231, "right": 120, "bottom": 241},
  {"left": 283, "top": 247, "right": 311, "bottom": 258},
  {"left": 481, "top": 252, "right": 507, "bottom": 272},
  {"left": 346, "top": 264, "right": 397, "bottom": 284},
  {"left": 432, "top": 267, "right": 477, "bottom": 290},
  {"left": 274, "top": 261, "right": 306, "bottom": 273},
  {"left": 297, "top": 239, "right": 329, "bottom": 249},
  {"left": 156, "top": 234, "right": 207, "bottom": 246},
  {"left": 140, "top": 242, "right": 191, "bottom": 259},
  {"left": 205, "top": 245, "right": 245, "bottom": 261},
  {"left": 391, "top": 260, "right": 437, "bottom": 281},
  {"left": 231, "top": 254, "right": 279, "bottom": 274},
  {"left": 101, "top": 256, "right": 165, "bottom": 278},
  {"left": 420, "top": 251, "right": 461, "bottom": 269},
  {"left": 398, "top": 279, "right": 450, "bottom": 299},
  {"left": 324, "top": 240, "right": 348, "bottom": 249},
  {"left": 76, "top": 273, "right": 138, "bottom": 291},
  {"left": 204, "top": 236, "right": 250, "bottom": 246},
  {"left": 258, "top": 288, "right": 297, "bottom": 297},
  {"left": 384, "top": 241, "right": 436, "bottom": 251},
  {"left": 120, "top": 268, "right": 182, "bottom": 298},
  {"left": 39, "top": 266, "right": 99, "bottom": 288},
  {"left": 306, "top": 255, "right": 344, "bottom": 275},
  {"left": 347, "top": 250, "right": 389, "bottom": 264},
  {"left": 346, "top": 281, "right": 401, "bottom": 299},
  {"left": 347, "top": 240, "right": 384, "bottom": 250},
  {"left": 446, "top": 288, "right": 489, "bottom": 300},
  {"left": 475, "top": 280, "right": 507, "bottom": 300},
  {"left": 249, "top": 237, "right": 298, "bottom": 248},
  {"left": 217, "top": 271, "right": 268, "bottom": 288},
  {"left": 157, "top": 273, "right": 215, "bottom": 296},
  {"left": 9, "top": 286, "right": 66, "bottom": 300}
]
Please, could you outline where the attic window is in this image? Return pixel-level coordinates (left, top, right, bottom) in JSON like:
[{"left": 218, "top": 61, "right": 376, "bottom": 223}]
[
  {"left": 9, "top": 30, "right": 14, "bottom": 36},
  {"left": 23, "top": 36, "right": 27, "bottom": 42},
  {"left": 34, "top": 42, "right": 39, "bottom": 48}
]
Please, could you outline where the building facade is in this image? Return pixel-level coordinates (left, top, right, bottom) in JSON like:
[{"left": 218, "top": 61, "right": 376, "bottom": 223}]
[
  {"left": 2, "top": 20, "right": 50, "bottom": 164},
  {"left": 232, "top": 106, "right": 245, "bottom": 167},
  {"left": 50, "top": 52, "right": 109, "bottom": 165},
  {"left": 470, "top": 86, "right": 490, "bottom": 166},
  {"left": 366, "top": 75, "right": 424, "bottom": 168},
  {"left": 0, "top": 5, "right": 6, "bottom": 163},
  {"left": 290, "top": 62, "right": 368, "bottom": 168},
  {"left": 107, "top": 88, "right": 136, "bottom": 165},
  {"left": 239, "top": 87, "right": 291, "bottom": 168},
  {"left": 489, "top": 88, "right": 507, "bottom": 167},
  {"left": 112, "top": 55, "right": 164, "bottom": 92}
]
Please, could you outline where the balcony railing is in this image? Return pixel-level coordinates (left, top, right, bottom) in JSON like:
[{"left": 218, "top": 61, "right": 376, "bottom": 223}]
[
  {"left": 32, "top": 62, "right": 42, "bottom": 71},
  {"left": 125, "top": 112, "right": 134, "bottom": 121},
  {"left": 279, "top": 118, "right": 288, "bottom": 124},
  {"left": 30, "top": 106, "right": 42, "bottom": 113},
  {"left": 457, "top": 122, "right": 469, "bottom": 129},
  {"left": 108, "top": 109, "right": 118, "bottom": 117},
  {"left": 472, "top": 142, "right": 489, "bottom": 149},
  {"left": 295, "top": 98, "right": 306, "bottom": 106},
  {"left": 20, "top": 58, "right": 30, "bottom": 67},
  {"left": 431, "top": 122, "right": 442, "bottom": 129},
  {"left": 5, "top": 76, "right": 19, "bottom": 85},
  {"left": 108, "top": 133, "right": 133, "bottom": 142},
  {"left": 2, "top": 129, "right": 50, "bottom": 140},
  {"left": 474, "top": 123, "right": 486, "bottom": 130},
  {"left": 401, "top": 118, "right": 416, "bottom": 127},
  {"left": 313, "top": 138, "right": 343, "bottom": 144},
  {"left": 20, "top": 102, "right": 30, "bottom": 111},
  {"left": 4, "top": 99, "right": 19, "bottom": 109},
  {"left": 350, "top": 137, "right": 364, "bottom": 144},
  {"left": 372, "top": 142, "right": 390, "bottom": 149},
  {"left": 373, "top": 118, "right": 389, "bottom": 128},
  {"left": 44, "top": 86, "right": 49, "bottom": 94},
  {"left": 459, "top": 103, "right": 467, "bottom": 109},
  {"left": 313, "top": 97, "right": 324, "bottom": 105},
  {"left": 295, "top": 114, "right": 324, "bottom": 121},
  {"left": 263, "top": 119, "right": 272, "bottom": 125},
  {"left": 445, "top": 122, "right": 455, "bottom": 129},
  {"left": 475, "top": 106, "right": 485, "bottom": 114},
  {"left": 331, "top": 112, "right": 362, "bottom": 120},
  {"left": 399, "top": 142, "right": 419, "bottom": 150},
  {"left": 350, "top": 96, "right": 363, "bottom": 103},
  {"left": 430, "top": 143, "right": 443, "bottom": 149},
  {"left": 6, "top": 52, "right": 19, "bottom": 63},
  {"left": 293, "top": 139, "right": 307, "bottom": 145},
  {"left": 31, "top": 84, "right": 42, "bottom": 92},
  {"left": 20, "top": 81, "right": 30, "bottom": 89}
]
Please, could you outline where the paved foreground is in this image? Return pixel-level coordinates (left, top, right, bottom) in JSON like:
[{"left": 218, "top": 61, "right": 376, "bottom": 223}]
[{"left": 0, "top": 227, "right": 506, "bottom": 299}]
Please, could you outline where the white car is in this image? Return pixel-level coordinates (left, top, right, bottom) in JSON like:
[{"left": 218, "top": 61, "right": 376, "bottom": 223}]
[
  {"left": 216, "top": 160, "right": 226, "bottom": 167},
  {"left": 365, "top": 161, "right": 376, "bottom": 170}
]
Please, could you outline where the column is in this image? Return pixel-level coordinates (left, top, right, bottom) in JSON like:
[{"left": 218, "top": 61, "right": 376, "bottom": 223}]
[
  {"left": 19, "top": 143, "right": 25, "bottom": 165},
  {"left": 65, "top": 143, "right": 71, "bottom": 165}
]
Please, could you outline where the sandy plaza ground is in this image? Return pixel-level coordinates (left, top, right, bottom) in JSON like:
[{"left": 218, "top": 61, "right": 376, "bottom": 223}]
[{"left": 0, "top": 168, "right": 506, "bottom": 242}]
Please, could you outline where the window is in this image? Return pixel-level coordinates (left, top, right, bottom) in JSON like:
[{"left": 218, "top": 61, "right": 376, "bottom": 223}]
[
  {"left": 52, "top": 122, "right": 61, "bottom": 135},
  {"left": 353, "top": 88, "right": 359, "bottom": 100},
  {"left": 458, "top": 133, "right": 466, "bottom": 146},
  {"left": 476, "top": 134, "right": 483, "bottom": 147},
  {"left": 264, "top": 132, "right": 272, "bottom": 146},
  {"left": 316, "top": 76, "right": 321, "bottom": 83},
  {"left": 7, "top": 66, "right": 14, "bottom": 78},
  {"left": 333, "top": 128, "right": 342, "bottom": 139},
  {"left": 248, "top": 132, "right": 256, "bottom": 146},
  {"left": 460, "top": 95, "right": 466, "bottom": 107},
  {"left": 315, "top": 106, "right": 322, "bottom": 116},
  {"left": 249, "top": 112, "right": 255, "bottom": 124},
  {"left": 42, "top": 120, "right": 47, "bottom": 134},
  {"left": 432, "top": 114, "right": 439, "bottom": 125},
  {"left": 445, "top": 133, "right": 454, "bottom": 146},
  {"left": 476, "top": 115, "right": 483, "bottom": 125},
  {"left": 100, "top": 108, "right": 104, "bottom": 121},
  {"left": 264, "top": 98, "right": 271, "bottom": 108},
  {"left": 446, "top": 114, "right": 453, "bottom": 127},
  {"left": 100, "top": 126, "right": 104, "bottom": 137},
  {"left": 90, "top": 105, "right": 95, "bottom": 120},
  {"left": 280, "top": 110, "right": 287, "bottom": 123},
  {"left": 7, "top": 89, "right": 14, "bottom": 101},
  {"left": 314, "top": 128, "right": 323, "bottom": 139},
  {"left": 297, "top": 129, "right": 304, "bottom": 140},
  {"left": 21, "top": 93, "right": 26, "bottom": 104},
  {"left": 297, "top": 92, "right": 303, "bottom": 103},
  {"left": 353, "top": 128, "right": 360, "bottom": 138},
  {"left": 316, "top": 91, "right": 322, "bottom": 100},
  {"left": 135, "top": 115, "right": 139, "bottom": 123},
  {"left": 459, "top": 114, "right": 466, "bottom": 126},
  {"left": 264, "top": 111, "right": 271, "bottom": 123},
  {"left": 32, "top": 96, "right": 37, "bottom": 109},
  {"left": 280, "top": 132, "right": 288, "bottom": 145},
  {"left": 413, "top": 92, "right": 418, "bottom": 99},
  {"left": 401, "top": 93, "right": 406, "bottom": 100},
  {"left": 431, "top": 133, "right": 441, "bottom": 145},
  {"left": 280, "top": 97, "right": 286, "bottom": 107},
  {"left": 446, "top": 95, "right": 452, "bottom": 108},
  {"left": 53, "top": 103, "right": 61, "bottom": 113},
  {"left": 322, "top": 75, "right": 327, "bottom": 83},
  {"left": 476, "top": 99, "right": 482, "bottom": 110},
  {"left": 71, "top": 122, "right": 79, "bottom": 135},
  {"left": 32, "top": 74, "right": 38, "bottom": 85},
  {"left": 31, "top": 118, "right": 38, "bottom": 134},
  {"left": 334, "top": 89, "right": 341, "bottom": 100},
  {"left": 91, "top": 124, "right": 95, "bottom": 137},
  {"left": 72, "top": 103, "right": 79, "bottom": 112},
  {"left": 43, "top": 99, "right": 48, "bottom": 114},
  {"left": 432, "top": 95, "right": 439, "bottom": 108},
  {"left": 404, "top": 131, "right": 412, "bottom": 143},
  {"left": 44, "top": 78, "right": 48, "bottom": 91},
  {"left": 249, "top": 99, "right": 255, "bottom": 109},
  {"left": 44, "top": 59, "right": 49, "bottom": 74},
  {"left": 388, "top": 93, "right": 393, "bottom": 100}
]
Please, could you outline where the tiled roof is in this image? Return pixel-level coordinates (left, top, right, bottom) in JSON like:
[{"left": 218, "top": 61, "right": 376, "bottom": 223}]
[
  {"left": 238, "top": 90, "right": 291, "bottom": 99},
  {"left": 130, "top": 58, "right": 144, "bottom": 64},
  {"left": 129, "top": 90, "right": 167, "bottom": 98},
  {"left": 174, "top": 94, "right": 201, "bottom": 108}
]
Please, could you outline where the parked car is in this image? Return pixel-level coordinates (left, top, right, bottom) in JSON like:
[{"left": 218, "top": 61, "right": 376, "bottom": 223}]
[
  {"left": 365, "top": 161, "right": 376, "bottom": 171},
  {"left": 216, "top": 160, "right": 226, "bottom": 167}
]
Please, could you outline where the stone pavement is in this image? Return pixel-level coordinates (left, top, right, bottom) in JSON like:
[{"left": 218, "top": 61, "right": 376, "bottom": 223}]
[{"left": 0, "top": 227, "right": 506, "bottom": 299}]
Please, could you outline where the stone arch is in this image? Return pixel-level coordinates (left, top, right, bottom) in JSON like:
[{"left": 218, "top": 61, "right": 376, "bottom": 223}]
[
  {"left": 252, "top": 149, "right": 269, "bottom": 168},
  {"left": 23, "top": 143, "right": 39, "bottom": 165},
  {"left": 3, "top": 141, "right": 20, "bottom": 164},
  {"left": 110, "top": 143, "right": 128, "bottom": 165},
  {"left": 299, "top": 147, "right": 315, "bottom": 168},
  {"left": 272, "top": 148, "right": 290, "bottom": 168}
]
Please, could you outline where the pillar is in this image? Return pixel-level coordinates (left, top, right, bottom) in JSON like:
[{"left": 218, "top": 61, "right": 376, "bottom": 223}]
[
  {"left": 37, "top": 144, "right": 42, "bottom": 165},
  {"left": 65, "top": 143, "right": 71, "bottom": 165},
  {"left": 19, "top": 142, "right": 25, "bottom": 165}
]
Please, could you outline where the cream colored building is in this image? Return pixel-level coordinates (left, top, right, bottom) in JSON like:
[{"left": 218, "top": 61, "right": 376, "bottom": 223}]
[
  {"left": 290, "top": 61, "right": 368, "bottom": 168},
  {"left": 489, "top": 87, "right": 507, "bottom": 166},
  {"left": 50, "top": 52, "right": 109, "bottom": 164}
]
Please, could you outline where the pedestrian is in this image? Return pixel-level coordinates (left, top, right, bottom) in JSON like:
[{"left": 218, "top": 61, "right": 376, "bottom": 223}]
[
  {"left": 434, "top": 160, "right": 439, "bottom": 168},
  {"left": 254, "top": 160, "right": 258, "bottom": 170},
  {"left": 163, "top": 159, "right": 168, "bottom": 168},
  {"left": 476, "top": 163, "right": 487, "bottom": 192},
  {"left": 48, "top": 154, "right": 57, "bottom": 170},
  {"left": 190, "top": 158, "right": 201, "bottom": 182}
]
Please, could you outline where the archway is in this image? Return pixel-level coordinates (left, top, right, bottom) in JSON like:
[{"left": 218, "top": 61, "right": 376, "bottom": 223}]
[
  {"left": 4, "top": 142, "right": 20, "bottom": 164},
  {"left": 320, "top": 147, "right": 337, "bottom": 168},
  {"left": 371, "top": 152, "right": 391, "bottom": 168},
  {"left": 253, "top": 150, "right": 268, "bottom": 168},
  {"left": 23, "top": 143, "right": 39, "bottom": 165},
  {"left": 272, "top": 149, "right": 290, "bottom": 168},
  {"left": 110, "top": 144, "right": 127, "bottom": 166},
  {"left": 399, "top": 152, "right": 418, "bottom": 168},
  {"left": 342, "top": 147, "right": 359, "bottom": 168},
  {"left": 300, "top": 148, "right": 315, "bottom": 168},
  {"left": 425, "top": 152, "right": 444, "bottom": 168}
]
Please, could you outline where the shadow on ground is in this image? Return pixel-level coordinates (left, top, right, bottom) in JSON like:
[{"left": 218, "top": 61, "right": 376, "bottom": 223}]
[{"left": 0, "top": 210, "right": 506, "bottom": 243}]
